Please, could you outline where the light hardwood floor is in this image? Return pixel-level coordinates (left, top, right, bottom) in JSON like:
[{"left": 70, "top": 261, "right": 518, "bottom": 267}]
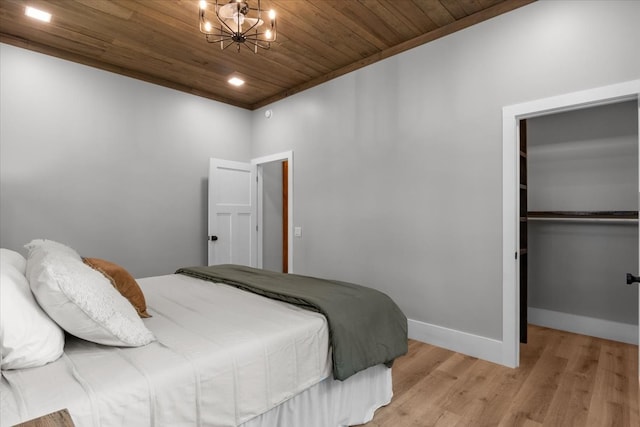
[{"left": 359, "top": 325, "right": 639, "bottom": 426}]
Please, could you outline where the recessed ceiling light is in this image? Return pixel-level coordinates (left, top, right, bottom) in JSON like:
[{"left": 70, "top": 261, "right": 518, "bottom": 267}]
[
  {"left": 25, "top": 6, "right": 52, "bottom": 23},
  {"left": 228, "top": 77, "right": 245, "bottom": 87}
]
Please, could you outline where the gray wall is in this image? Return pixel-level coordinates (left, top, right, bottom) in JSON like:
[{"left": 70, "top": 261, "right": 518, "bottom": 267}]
[
  {"left": 250, "top": 0, "right": 640, "bottom": 340},
  {"left": 1, "top": 1, "right": 639, "bottom": 343},
  {"left": 262, "top": 161, "right": 283, "bottom": 272},
  {"left": 527, "top": 101, "right": 638, "bottom": 325},
  {"left": 0, "top": 43, "right": 251, "bottom": 278}
]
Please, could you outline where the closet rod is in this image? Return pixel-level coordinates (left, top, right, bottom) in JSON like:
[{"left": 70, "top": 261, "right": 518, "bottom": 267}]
[
  {"left": 527, "top": 211, "right": 638, "bottom": 223},
  {"left": 528, "top": 217, "right": 638, "bottom": 223}
]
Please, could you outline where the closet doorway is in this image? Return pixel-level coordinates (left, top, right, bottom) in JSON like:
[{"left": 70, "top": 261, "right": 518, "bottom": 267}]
[
  {"left": 522, "top": 102, "right": 638, "bottom": 346},
  {"left": 501, "top": 80, "right": 640, "bottom": 368}
]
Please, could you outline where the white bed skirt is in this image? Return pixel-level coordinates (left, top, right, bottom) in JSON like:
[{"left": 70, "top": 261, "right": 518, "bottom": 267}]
[{"left": 242, "top": 364, "right": 392, "bottom": 427}]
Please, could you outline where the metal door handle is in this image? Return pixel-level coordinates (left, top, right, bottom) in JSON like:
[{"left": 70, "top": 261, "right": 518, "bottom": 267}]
[
  {"left": 209, "top": 235, "right": 218, "bottom": 241},
  {"left": 626, "top": 273, "right": 639, "bottom": 285}
]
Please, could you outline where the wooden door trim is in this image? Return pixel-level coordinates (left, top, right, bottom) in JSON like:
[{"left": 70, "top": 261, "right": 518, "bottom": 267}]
[
  {"left": 519, "top": 119, "right": 527, "bottom": 344},
  {"left": 282, "top": 160, "right": 289, "bottom": 273}
]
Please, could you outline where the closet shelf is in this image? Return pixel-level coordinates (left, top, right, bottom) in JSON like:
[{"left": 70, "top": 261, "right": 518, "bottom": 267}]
[{"left": 527, "top": 211, "right": 638, "bottom": 223}]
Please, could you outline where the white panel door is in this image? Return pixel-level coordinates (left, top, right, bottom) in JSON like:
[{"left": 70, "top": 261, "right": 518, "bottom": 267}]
[{"left": 208, "top": 158, "right": 255, "bottom": 267}]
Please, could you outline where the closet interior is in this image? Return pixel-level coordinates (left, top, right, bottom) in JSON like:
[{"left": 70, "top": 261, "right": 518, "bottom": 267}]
[{"left": 522, "top": 100, "right": 639, "bottom": 344}]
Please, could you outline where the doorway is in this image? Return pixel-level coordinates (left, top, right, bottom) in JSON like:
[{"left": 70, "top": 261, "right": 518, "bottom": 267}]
[
  {"left": 208, "top": 151, "right": 294, "bottom": 272},
  {"left": 523, "top": 102, "right": 638, "bottom": 345},
  {"left": 252, "top": 151, "right": 294, "bottom": 273},
  {"left": 501, "top": 80, "right": 640, "bottom": 368},
  {"left": 259, "top": 159, "right": 288, "bottom": 273}
]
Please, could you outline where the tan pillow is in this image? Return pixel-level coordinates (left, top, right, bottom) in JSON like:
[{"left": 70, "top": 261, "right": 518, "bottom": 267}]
[{"left": 83, "top": 257, "right": 151, "bottom": 318}]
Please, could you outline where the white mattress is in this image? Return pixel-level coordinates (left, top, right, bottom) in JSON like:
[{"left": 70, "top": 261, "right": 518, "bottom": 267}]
[{"left": 1, "top": 274, "right": 335, "bottom": 426}]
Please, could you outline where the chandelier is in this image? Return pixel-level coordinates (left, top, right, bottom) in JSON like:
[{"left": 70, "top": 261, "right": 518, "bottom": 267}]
[{"left": 198, "top": 0, "right": 277, "bottom": 53}]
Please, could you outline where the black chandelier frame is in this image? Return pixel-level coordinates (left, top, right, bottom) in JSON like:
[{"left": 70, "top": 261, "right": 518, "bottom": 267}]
[{"left": 199, "top": 0, "right": 277, "bottom": 53}]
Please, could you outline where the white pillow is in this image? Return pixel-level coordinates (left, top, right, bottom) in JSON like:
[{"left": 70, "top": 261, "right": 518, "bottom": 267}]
[
  {"left": 0, "top": 264, "right": 65, "bottom": 370},
  {"left": 25, "top": 240, "right": 155, "bottom": 347},
  {"left": 0, "top": 248, "right": 27, "bottom": 274},
  {"left": 25, "top": 239, "right": 81, "bottom": 279}
]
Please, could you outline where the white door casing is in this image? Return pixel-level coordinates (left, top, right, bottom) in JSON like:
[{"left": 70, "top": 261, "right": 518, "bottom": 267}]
[
  {"left": 502, "top": 80, "right": 640, "bottom": 368},
  {"left": 208, "top": 158, "right": 256, "bottom": 267}
]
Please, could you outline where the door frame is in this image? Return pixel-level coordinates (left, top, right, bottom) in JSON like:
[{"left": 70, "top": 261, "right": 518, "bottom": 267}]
[
  {"left": 501, "top": 79, "right": 640, "bottom": 368},
  {"left": 252, "top": 151, "right": 294, "bottom": 273}
]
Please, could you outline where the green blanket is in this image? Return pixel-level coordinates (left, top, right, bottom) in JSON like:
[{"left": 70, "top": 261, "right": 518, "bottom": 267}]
[{"left": 175, "top": 264, "right": 408, "bottom": 381}]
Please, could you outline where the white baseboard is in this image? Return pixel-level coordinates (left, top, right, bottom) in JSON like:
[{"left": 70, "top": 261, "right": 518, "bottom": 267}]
[
  {"left": 528, "top": 307, "right": 638, "bottom": 345},
  {"left": 409, "top": 311, "right": 638, "bottom": 368},
  {"left": 408, "top": 319, "right": 503, "bottom": 365}
]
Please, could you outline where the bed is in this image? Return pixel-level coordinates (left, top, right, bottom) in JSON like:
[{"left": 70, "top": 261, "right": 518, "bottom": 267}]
[{"left": 0, "top": 241, "right": 407, "bottom": 426}]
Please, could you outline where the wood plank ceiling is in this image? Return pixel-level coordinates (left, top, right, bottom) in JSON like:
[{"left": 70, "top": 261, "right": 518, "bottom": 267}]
[{"left": 0, "top": 0, "right": 534, "bottom": 110}]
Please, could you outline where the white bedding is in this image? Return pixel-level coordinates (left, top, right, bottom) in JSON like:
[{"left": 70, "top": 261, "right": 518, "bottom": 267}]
[{"left": 1, "top": 274, "right": 336, "bottom": 426}]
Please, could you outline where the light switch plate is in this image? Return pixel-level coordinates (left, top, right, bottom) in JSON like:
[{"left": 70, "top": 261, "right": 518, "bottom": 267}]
[{"left": 294, "top": 227, "right": 302, "bottom": 237}]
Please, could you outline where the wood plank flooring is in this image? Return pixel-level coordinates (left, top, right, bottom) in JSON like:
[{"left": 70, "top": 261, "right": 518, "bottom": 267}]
[{"left": 358, "top": 325, "right": 639, "bottom": 427}]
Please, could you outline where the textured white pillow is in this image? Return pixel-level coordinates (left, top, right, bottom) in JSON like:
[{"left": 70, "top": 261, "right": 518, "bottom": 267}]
[
  {"left": 25, "top": 240, "right": 155, "bottom": 347},
  {"left": 0, "top": 264, "right": 65, "bottom": 370},
  {"left": 0, "top": 248, "right": 27, "bottom": 275},
  {"left": 25, "top": 239, "right": 82, "bottom": 279}
]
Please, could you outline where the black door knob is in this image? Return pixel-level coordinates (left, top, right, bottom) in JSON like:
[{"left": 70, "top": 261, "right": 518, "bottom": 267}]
[
  {"left": 626, "top": 273, "right": 640, "bottom": 285},
  {"left": 209, "top": 235, "right": 218, "bottom": 241}
]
